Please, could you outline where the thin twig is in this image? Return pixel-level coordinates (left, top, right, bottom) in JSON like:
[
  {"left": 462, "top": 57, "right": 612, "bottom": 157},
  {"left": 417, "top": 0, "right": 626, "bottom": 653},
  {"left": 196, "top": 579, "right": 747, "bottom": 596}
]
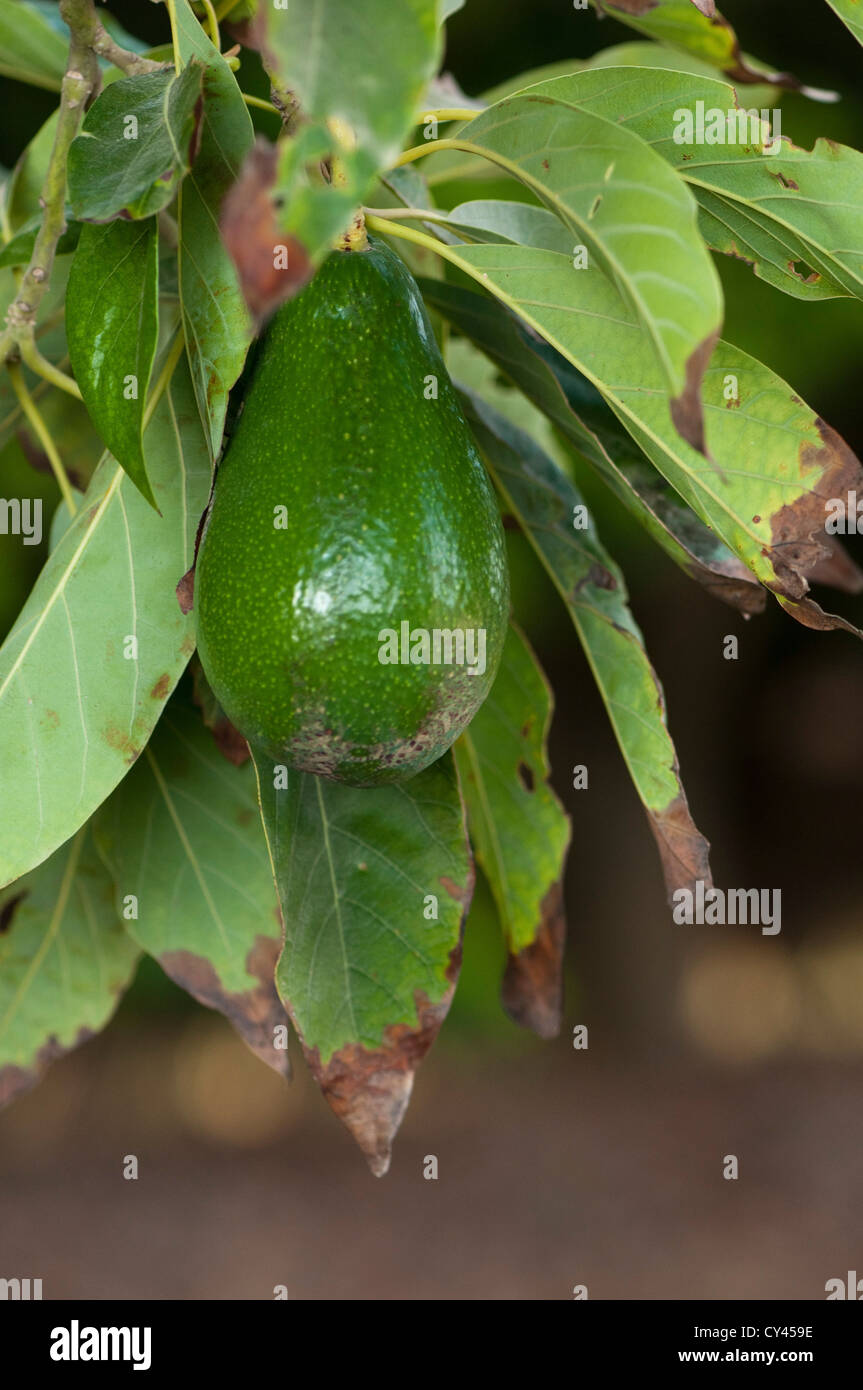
[
  {"left": 7, "top": 363, "right": 78, "bottom": 515},
  {"left": 0, "top": 0, "right": 164, "bottom": 393}
]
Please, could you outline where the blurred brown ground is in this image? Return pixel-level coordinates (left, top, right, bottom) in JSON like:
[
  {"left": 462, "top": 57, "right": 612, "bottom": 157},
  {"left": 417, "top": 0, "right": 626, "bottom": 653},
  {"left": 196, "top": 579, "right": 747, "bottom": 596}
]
[{"left": 1, "top": 1017, "right": 861, "bottom": 1301}]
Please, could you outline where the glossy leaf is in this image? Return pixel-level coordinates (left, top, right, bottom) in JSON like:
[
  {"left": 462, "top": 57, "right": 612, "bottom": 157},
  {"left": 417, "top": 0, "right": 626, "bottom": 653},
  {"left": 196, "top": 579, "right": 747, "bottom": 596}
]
[
  {"left": 0, "top": 218, "right": 79, "bottom": 270},
  {"left": 454, "top": 624, "right": 570, "bottom": 1038},
  {"left": 94, "top": 700, "right": 289, "bottom": 1074},
  {"left": 0, "top": 356, "right": 210, "bottom": 890},
  {"left": 373, "top": 229, "right": 861, "bottom": 632},
  {"left": 67, "top": 66, "right": 203, "bottom": 223},
  {"left": 261, "top": 0, "right": 440, "bottom": 262},
  {"left": 424, "top": 276, "right": 766, "bottom": 614},
  {"left": 173, "top": 0, "right": 254, "bottom": 457},
  {"left": 446, "top": 90, "right": 723, "bottom": 449},
  {"left": 0, "top": 0, "right": 67, "bottom": 92},
  {"left": 0, "top": 827, "right": 140, "bottom": 1107},
  {"left": 253, "top": 747, "right": 472, "bottom": 1175},
  {"left": 461, "top": 389, "right": 711, "bottom": 896},
  {"left": 65, "top": 219, "right": 159, "bottom": 507},
  {"left": 526, "top": 68, "right": 863, "bottom": 303}
]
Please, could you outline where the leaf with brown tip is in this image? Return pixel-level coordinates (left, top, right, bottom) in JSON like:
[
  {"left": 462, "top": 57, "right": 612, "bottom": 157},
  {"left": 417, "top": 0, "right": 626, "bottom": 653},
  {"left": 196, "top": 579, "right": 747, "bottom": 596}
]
[
  {"left": 94, "top": 699, "right": 289, "bottom": 1076},
  {"left": 0, "top": 829, "right": 139, "bottom": 1109},
  {"left": 252, "top": 750, "right": 473, "bottom": 1175},
  {"left": 454, "top": 625, "right": 570, "bottom": 1038}
]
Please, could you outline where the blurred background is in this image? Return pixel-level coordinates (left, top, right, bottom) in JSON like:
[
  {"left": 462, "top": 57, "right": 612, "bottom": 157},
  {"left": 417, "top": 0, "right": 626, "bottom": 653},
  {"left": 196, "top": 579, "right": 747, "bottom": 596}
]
[{"left": 1, "top": 0, "right": 862, "bottom": 1300}]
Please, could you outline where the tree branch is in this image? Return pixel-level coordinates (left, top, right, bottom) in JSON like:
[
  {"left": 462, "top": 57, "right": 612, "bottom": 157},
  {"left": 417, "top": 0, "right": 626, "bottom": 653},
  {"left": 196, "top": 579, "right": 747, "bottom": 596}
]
[
  {"left": 65, "top": 0, "right": 166, "bottom": 77},
  {"left": 0, "top": 0, "right": 166, "bottom": 390}
]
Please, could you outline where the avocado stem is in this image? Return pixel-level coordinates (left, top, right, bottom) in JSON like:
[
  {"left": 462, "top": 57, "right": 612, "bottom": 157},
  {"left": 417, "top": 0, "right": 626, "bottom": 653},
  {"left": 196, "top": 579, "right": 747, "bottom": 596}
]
[{"left": 337, "top": 209, "right": 369, "bottom": 253}]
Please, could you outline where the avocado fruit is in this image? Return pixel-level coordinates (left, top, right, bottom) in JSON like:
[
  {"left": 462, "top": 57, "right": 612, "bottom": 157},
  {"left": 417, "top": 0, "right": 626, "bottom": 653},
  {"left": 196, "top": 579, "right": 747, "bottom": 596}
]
[{"left": 194, "top": 235, "right": 509, "bottom": 786}]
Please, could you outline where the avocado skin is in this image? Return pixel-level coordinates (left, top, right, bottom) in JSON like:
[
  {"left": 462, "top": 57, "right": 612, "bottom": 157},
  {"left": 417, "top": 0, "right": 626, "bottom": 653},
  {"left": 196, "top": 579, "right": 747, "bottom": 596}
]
[{"left": 195, "top": 236, "right": 509, "bottom": 786}]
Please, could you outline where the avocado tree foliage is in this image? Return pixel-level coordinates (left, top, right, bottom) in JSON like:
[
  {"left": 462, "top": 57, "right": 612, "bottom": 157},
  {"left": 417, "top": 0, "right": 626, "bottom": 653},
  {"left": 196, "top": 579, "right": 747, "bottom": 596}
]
[{"left": 1, "top": 0, "right": 862, "bottom": 1174}]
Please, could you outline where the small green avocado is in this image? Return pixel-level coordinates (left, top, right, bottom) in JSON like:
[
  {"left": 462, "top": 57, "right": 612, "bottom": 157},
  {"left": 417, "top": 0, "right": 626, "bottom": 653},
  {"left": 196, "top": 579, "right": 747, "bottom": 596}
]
[{"left": 195, "top": 235, "right": 509, "bottom": 786}]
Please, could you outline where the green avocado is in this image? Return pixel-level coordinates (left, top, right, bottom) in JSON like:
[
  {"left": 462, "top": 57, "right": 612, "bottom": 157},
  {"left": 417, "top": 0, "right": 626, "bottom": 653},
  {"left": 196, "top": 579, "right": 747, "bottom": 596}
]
[{"left": 194, "top": 235, "right": 510, "bottom": 786}]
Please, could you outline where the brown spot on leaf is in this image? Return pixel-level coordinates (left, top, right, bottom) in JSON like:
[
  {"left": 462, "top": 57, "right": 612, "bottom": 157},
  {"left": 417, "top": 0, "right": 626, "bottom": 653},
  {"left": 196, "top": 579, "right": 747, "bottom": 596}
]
[
  {"left": 587, "top": 562, "right": 617, "bottom": 592},
  {"left": 301, "top": 985, "right": 459, "bottom": 1178},
  {"left": 439, "top": 875, "right": 469, "bottom": 905},
  {"left": 773, "top": 171, "right": 799, "bottom": 190},
  {"left": 176, "top": 565, "right": 195, "bottom": 614},
  {"left": 776, "top": 592, "right": 863, "bottom": 637},
  {"left": 650, "top": 790, "right": 713, "bottom": 901},
  {"left": 517, "top": 760, "right": 535, "bottom": 792},
  {"left": 220, "top": 138, "right": 313, "bottom": 326},
  {"left": 211, "top": 721, "right": 250, "bottom": 766},
  {"left": 670, "top": 330, "right": 719, "bottom": 457},
  {"left": 150, "top": 674, "right": 171, "bottom": 701},
  {"left": 103, "top": 725, "right": 142, "bottom": 765},
  {"left": 159, "top": 936, "right": 291, "bottom": 1079},
  {"left": 696, "top": 569, "right": 766, "bottom": 616},
  {"left": 285, "top": 884, "right": 471, "bottom": 1175},
  {"left": 225, "top": 8, "right": 270, "bottom": 56},
  {"left": 188, "top": 90, "right": 204, "bottom": 167},
  {"left": 501, "top": 882, "right": 567, "bottom": 1040},
  {"left": 42, "top": 709, "right": 59, "bottom": 729},
  {"left": 765, "top": 417, "right": 863, "bottom": 622},
  {"left": 788, "top": 260, "right": 820, "bottom": 284}
]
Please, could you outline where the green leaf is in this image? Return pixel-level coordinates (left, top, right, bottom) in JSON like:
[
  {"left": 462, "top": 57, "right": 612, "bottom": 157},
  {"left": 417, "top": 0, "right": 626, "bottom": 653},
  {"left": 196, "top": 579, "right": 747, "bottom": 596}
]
[
  {"left": 825, "top": 1, "right": 863, "bottom": 44},
  {"left": 252, "top": 748, "right": 472, "bottom": 1175},
  {"left": 261, "top": 0, "right": 441, "bottom": 261},
  {"left": 173, "top": 0, "right": 255, "bottom": 456},
  {"left": 66, "top": 220, "right": 160, "bottom": 507},
  {"left": 591, "top": 0, "right": 834, "bottom": 98},
  {"left": 461, "top": 389, "right": 712, "bottom": 897},
  {"left": 67, "top": 65, "right": 204, "bottom": 222},
  {"left": 0, "top": 0, "right": 68, "bottom": 92},
  {"left": 526, "top": 68, "right": 863, "bottom": 303},
  {"left": 93, "top": 699, "right": 289, "bottom": 1074},
  {"left": 578, "top": 41, "right": 776, "bottom": 105},
  {"left": 444, "top": 91, "right": 723, "bottom": 449},
  {"left": 454, "top": 624, "right": 569, "bottom": 1039},
  {"left": 442, "top": 199, "right": 574, "bottom": 253},
  {"left": 0, "top": 355, "right": 211, "bottom": 890},
  {"left": 424, "top": 276, "right": 766, "bottom": 614},
  {"left": 375, "top": 228, "right": 861, "bottom": 632},
  {"left": 0, "top": 827, "right": 140, "bottom": 1108},
  {"left": 0, "top": 216, "right": 80, "bottom": 268}
]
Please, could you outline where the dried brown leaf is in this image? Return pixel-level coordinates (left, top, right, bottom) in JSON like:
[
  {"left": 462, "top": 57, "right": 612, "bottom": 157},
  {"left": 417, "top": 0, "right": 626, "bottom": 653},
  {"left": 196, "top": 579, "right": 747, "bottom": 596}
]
[{"left": 220, "top": 139, "right": 313, "bottom": 325}]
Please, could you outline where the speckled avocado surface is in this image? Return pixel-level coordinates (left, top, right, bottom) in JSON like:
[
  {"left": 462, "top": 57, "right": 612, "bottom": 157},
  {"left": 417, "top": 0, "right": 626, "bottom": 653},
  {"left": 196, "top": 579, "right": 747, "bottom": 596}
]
[{"left": 194, "top": 235, "right": 510, "bottom": 786}]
